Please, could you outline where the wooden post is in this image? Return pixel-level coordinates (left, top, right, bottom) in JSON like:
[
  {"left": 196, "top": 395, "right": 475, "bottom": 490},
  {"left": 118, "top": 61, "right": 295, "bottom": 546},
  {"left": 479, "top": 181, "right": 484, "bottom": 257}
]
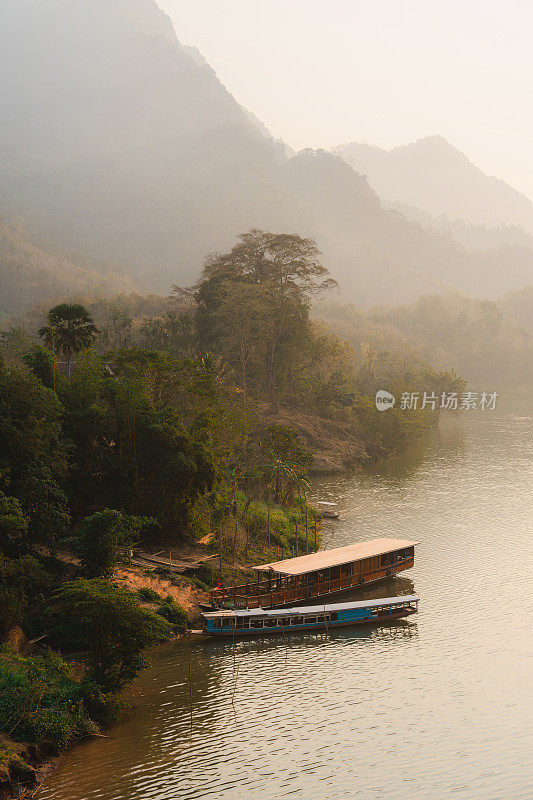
[
  {"left": 219, "top": 526, "right": 223, "bottom": 579},
  {"left": 314, "top": 518, "right": 318, "bottom": 551},
  {"left": 295, "top": 522, "right": 299, "bottom": 556},
  {"left": 233, "top": 520, "right": 238, "bottom": 564},
  {"left": 305, "top": 511, "right": 309, "bottom": 554},
  {"left": 267, "top": 504, "right": 271, "bottom": 548}
]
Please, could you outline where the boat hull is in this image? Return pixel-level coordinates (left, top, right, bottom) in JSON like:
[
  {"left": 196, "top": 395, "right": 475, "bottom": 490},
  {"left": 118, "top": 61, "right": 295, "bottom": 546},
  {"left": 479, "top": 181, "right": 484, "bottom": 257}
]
[{"left": 206, "top": 607, "right": 417, "bottom": 637}]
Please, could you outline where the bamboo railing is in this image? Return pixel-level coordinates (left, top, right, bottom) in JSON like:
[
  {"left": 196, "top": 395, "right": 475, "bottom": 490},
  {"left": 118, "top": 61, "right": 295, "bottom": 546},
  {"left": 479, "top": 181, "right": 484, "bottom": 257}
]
[{"left": 210, "top": 557, "right": 414, "bottom": 609}]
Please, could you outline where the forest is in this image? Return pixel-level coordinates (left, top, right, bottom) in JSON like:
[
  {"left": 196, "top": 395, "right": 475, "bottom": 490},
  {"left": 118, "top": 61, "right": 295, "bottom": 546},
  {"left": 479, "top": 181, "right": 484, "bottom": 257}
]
[{"left": 0, "top": 231, "right": 464, "bottom": 786}]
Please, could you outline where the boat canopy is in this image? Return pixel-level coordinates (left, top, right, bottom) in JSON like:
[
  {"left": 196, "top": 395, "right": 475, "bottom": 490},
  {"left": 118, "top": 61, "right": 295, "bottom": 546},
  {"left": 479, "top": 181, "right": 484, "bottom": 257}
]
[
  {"left": 203, "top": 595, "right": 420, "bottom": 619},
  {"left": 254, "top": 538, "right": 420, "bottom": 576}
]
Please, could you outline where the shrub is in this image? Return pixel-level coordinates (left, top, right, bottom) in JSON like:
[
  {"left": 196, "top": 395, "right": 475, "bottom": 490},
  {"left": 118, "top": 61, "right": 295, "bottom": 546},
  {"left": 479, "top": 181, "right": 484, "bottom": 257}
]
[
  {"left": 137, "top": 587, "right": 161, "bottom": 603},
  {"left": 156, "top": 598, "right": 189, "bottom": 634},
  {"left": 0, "top": 648, "right": 98, "bottom": 749},
  {"left": 48, "top": 579, "right": 172, "bottom": 693}
]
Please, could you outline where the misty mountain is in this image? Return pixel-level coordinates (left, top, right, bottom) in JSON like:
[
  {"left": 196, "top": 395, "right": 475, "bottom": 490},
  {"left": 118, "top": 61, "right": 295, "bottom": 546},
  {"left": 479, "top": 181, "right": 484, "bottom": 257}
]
[
  {"left": 0, "top": 218, "right": 138, "bottom": 317},
  {"left": 0, "top": 0, "right": 298, "bottom": 289},
  {"left": 0, "top": 0, "right": 531, "bottom": 310},
  {"left": 334, "top": 136, "right": 533, "bottom": 233},
  {"left": 279, "top": 150, "right": 533, "bottom": 299}
]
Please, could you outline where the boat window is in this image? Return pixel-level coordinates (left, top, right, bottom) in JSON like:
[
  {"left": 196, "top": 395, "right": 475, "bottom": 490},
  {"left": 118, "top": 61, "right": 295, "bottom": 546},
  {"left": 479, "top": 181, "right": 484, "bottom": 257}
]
[
  {"left": 213, "top": 619, "right": 222, "bottom": 628},
  {"left": 291, "top": 616, "right": 303, "bottom": 625},
  {"left": 304, "top": 616, "right": 317, "bottom": 624},
  {"left": 330, "top": 612, "right": 338, "bottom": 622},
  {"left": 250, "top": 618, "right": 264, "bottom": 628},
  {"left": 264, "top": 618, "right": 277, "bottom": 628}
]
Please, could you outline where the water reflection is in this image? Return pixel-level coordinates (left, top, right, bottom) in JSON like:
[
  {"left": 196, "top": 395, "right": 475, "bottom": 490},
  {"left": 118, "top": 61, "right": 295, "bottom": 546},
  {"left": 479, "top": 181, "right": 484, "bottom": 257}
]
[{"left": 39, "top": 415, "right": 533, "bottom": 800}]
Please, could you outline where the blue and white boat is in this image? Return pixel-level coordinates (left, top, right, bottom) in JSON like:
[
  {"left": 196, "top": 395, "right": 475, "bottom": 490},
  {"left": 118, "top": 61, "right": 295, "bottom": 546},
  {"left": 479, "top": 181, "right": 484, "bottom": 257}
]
[{"left": 202, "top": 595, "right": 419, "bottom": 636}]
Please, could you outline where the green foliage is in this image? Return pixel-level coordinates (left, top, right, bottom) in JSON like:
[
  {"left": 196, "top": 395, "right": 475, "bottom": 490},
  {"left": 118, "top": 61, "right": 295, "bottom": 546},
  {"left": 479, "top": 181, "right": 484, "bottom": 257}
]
[
  {"left": 137, "top": 587, "right": 161, "bottom": 603},
  {"left": 0, "top": 648, "right": 98, "bottom": 749},
  {"left": 0, "top": 356, "right": 70, "bottom": 545},
  {"left": 77, "top": 510, "right": 156, "bottom": 578},
  {"left": 62, "top": 349, "right": 218, "bottom": 530},
  {"left": 48, "top": 579, "right": 172, "bottom": 693},
  {"left": 0, "top": 555, "right": 50, "bottom": 636},
  {"left": 194, "top": 230, "right": 336, "bottom": 404},
  {"left": 23, "top": 346, "right": 61, "bottom": 390},
  {"left": 39, "top": 303, "right": 98, "bottom": 373},
  {"left": 156, "top": 598, "right": 189, "bottom": 634},
  {"left": 260, "top": 424, "right": 312, "bottom": 468},
  {"left": 141, "top": 311, "right": 195, "bottom": 356},
  {"left": 0, "top": 491, "right": 27, "bottom": 556}
]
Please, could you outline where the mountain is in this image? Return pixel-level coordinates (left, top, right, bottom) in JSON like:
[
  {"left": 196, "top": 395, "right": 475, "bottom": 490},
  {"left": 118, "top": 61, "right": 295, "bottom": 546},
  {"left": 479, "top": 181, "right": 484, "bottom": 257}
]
[
  {"left": 0, "top": 0, "right": 298, "bottom": 290},
  {"left": 0, "top": 0, "right": 531, "bottom": 310},
  {"left": 334, "top": 136, "right": 533, "bottom": 233},
  {"left": 0, "top": 219, "right": 138, "bottom": 318},
  {"left": 278, "top": 150, "right": 533, "bottom": 300}
]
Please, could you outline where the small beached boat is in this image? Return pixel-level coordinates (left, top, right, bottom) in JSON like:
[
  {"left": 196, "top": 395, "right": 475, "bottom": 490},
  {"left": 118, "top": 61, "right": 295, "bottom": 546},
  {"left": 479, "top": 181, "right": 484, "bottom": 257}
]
[
  {"left": 202, "top": 595, "right": 419, "bottom": 636},
  {"left": 316, "top": 501, "right": 341, "bottom": 519}
]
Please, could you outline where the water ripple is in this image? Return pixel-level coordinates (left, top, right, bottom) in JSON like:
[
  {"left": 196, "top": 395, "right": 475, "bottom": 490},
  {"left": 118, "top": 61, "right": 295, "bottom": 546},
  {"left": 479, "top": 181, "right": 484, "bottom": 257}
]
[{"left": 39, "top": 416, "right": 533, "bottom": 800}]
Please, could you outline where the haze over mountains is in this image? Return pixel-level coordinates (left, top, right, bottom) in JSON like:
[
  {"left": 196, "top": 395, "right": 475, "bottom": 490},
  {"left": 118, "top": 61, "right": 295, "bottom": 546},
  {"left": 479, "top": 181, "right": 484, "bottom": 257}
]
[
  {"left": 0, "top": 0, "right": 532, "bottom": 312},
  {"left": 334, "top": 137, "right": 533, "bottom": 233}
]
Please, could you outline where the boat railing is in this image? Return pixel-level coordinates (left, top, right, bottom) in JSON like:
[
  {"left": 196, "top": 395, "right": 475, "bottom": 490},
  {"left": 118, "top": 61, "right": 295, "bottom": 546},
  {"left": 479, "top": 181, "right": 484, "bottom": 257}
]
[{"left": 210, "top": 557, "right": 414, "bottom": 608}]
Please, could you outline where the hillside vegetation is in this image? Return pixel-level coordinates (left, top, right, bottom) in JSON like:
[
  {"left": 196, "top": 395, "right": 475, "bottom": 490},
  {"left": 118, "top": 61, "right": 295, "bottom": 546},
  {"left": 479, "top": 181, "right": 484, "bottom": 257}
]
[
  {"left": 0, "top": 219, "right": 138, "bottom": 318},
  {"left": 317, "top": 290, "right": 533, "bottom": 397}
]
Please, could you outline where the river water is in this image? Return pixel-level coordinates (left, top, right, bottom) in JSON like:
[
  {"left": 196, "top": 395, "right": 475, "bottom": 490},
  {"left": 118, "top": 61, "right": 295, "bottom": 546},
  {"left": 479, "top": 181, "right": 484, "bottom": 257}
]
[{"left": 39, "top": 413, "right": 533, "bottom": 800}]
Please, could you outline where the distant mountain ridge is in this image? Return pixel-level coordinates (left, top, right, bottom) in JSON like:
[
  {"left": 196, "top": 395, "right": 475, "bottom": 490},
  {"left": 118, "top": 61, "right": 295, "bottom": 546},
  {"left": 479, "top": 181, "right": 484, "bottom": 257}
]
[
  {"left": 334, "top": 136, "right": 533, "bottom": 233},
  {"left": 0, "top": 0, "right": 532, "bottom": 311}
]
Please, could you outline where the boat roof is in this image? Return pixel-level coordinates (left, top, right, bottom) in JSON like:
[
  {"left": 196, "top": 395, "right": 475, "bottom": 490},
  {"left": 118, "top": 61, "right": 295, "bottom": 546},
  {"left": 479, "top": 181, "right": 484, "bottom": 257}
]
[
  {"left": 203, "top": 595, "right": 419, "bottom": 618},
  {"left": 253, "top": 538, "right": 420, "bottom": 576}
]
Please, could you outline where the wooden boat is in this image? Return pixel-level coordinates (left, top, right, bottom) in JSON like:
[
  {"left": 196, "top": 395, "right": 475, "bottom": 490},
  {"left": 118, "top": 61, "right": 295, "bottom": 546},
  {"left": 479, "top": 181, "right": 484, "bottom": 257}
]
[
  {"left": 209, "top": 537, "right": 420, "bottom": 609},
  {"left": 316, "top": 501, "right": 340, "bottom": 519},
  {"left": 203, "top": 595, "right": 419, "bottom": 636}
]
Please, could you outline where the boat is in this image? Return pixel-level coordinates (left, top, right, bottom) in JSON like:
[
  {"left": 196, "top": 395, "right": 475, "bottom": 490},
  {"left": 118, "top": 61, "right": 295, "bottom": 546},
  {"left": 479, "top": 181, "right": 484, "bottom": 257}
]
[
  {"left": 209, "top": 537, "right": 420, "bottom": 609},
  {"left": 202, "top": 595, "right": 419, "bottom": 636},
  {"left": 316, "top": 501, "right": 341, "bottom": 519}
]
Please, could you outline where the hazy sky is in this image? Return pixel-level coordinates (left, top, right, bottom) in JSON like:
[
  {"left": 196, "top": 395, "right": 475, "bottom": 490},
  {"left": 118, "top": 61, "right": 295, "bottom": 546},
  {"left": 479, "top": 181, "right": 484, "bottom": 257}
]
[{"left": 159, "top": 0, "right": 533, "bottom": 198}]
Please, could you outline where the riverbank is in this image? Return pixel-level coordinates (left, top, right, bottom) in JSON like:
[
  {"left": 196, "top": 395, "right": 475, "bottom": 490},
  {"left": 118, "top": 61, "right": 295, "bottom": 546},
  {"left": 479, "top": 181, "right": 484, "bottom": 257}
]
[{"left": 34, "top": 413, "right": 533, "bottom": 800}]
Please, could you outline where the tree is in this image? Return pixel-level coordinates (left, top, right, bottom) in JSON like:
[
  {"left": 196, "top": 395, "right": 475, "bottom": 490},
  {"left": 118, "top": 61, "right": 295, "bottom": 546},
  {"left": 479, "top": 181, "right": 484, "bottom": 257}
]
[
  {"left": 209, "top": 282, "right": 269, "bottom": 403},
  {"left": 49, "top": 579, "right": 172, "bottom": 693},
  {"left": 0, "top": 356, "right": 70, "bottom": 546},
  {"left": 194, "top": 230, "right": 336, "bottom": 404},
  {"left": 77, "top": 510, "right": 156, "bottom": 578},
  {"left": 39, "top": 303, "right": 98, "bottom": 380},
  {"left": 60, "top": 350, "right": 218, "bottom": 529},
  {"left": 0, "top": 554, "right": 49, "bottom": 636},
  {"left": 199, "top": 229, "right": 335, "bottom": 299},
  {"left": 0, "top": 490, "right": 27, "bottom": 556}
]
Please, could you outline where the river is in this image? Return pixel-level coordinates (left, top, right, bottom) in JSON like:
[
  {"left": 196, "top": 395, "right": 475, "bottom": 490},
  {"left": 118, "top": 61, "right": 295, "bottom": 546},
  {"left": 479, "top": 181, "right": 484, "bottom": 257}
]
[{"left": 39, "top": 413, "right": 533, "bottom": 800}]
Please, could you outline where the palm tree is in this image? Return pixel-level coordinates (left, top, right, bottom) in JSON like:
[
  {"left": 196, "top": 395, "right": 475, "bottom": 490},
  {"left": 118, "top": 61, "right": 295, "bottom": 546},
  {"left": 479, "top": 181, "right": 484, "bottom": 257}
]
[
  {"left": 39, "top": 303, "right": 98, "bottom": 381},
  {"left": 261, "top": 451, "right": 300, "bottom": 504},
  {"left": 283, "top": 471, "right": 311, "bottom": 506}
]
